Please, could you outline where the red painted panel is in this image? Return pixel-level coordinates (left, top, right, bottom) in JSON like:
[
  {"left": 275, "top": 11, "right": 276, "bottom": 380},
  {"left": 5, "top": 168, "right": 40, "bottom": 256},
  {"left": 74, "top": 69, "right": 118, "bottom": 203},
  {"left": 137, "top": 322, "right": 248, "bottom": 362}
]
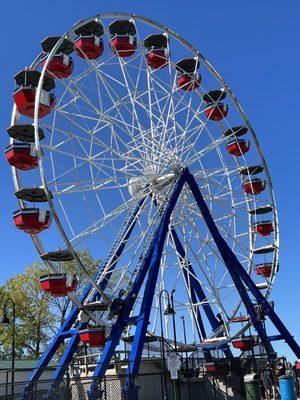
[
  {"left": 74, "top": 37, "right": 104, "bottom": 60},
  {"left": 13, "top": 210, "right": 51, "bottom": 234},
  {"left": 177, "top": 74, "right": 201, "bottom": 91},
  {"left": 243, "top": 179, "right": 265, "bottom": 195},
  {"left": 5, "top": 147, "right": 38, "bottom": 170},
  {"left": 205, "top": 103, "right": 228, "bottom": 121},
  {"left": 110, "top": 36, "right": 137, "bottom": 57},
  {"left": 145, "top": 49, "right": 168, "bottom": 69},
  {"left": 13, "top": 88, "right": 55, "bottom": 119},
  {"left": 227, "top": 140, "right": 250, "bottom": 156},
  {"left": 41, "top": 55, "right": 74, "bottom": 79}
]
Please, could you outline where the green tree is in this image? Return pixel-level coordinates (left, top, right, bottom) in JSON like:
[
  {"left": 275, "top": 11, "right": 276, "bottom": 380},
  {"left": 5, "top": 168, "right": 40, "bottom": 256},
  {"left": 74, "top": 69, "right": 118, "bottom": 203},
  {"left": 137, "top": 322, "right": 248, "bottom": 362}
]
[
  {"left": 0, "top": 250, "right": 99, "bottom": 360},
  {"left": 0, "top": 262, "right": 56, "bottom": 360}
]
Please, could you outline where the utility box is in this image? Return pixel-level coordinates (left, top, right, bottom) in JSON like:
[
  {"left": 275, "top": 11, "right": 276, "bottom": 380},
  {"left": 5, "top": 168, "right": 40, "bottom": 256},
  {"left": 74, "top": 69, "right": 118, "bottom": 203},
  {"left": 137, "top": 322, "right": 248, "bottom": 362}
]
[{"left": 244, "top": 373, "right": 261, "bottom": 400}]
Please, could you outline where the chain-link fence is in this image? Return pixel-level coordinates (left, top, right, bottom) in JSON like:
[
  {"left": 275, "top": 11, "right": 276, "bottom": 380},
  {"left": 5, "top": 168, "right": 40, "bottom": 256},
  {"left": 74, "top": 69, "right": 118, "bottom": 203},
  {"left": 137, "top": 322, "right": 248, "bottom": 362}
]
[
  {"left": 0, "top": 373, "right": 179, "bottom": 400},
  {"left": 0, "top": 358, "right": 250, "bottom": 400}
]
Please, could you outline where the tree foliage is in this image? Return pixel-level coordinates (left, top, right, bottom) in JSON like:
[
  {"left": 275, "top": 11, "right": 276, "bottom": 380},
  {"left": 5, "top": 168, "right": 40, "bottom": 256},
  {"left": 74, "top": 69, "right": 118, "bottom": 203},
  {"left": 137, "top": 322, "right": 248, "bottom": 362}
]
[{"left": 0, "top": 250, "right": 99, "bottom": 360}]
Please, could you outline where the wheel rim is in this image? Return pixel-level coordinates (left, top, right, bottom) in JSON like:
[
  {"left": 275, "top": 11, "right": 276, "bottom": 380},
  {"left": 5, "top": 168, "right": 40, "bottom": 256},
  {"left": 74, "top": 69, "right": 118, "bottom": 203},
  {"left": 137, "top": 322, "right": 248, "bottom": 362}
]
[{"left": 10, "top": 12, "right": 279, "bottom": 346}]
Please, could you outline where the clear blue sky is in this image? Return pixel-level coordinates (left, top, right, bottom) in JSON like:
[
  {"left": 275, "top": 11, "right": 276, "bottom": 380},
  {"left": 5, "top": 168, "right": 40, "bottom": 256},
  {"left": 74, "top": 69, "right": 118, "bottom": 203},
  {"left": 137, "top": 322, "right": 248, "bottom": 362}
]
[{"left": 0, "top": 1, "right": 299, "bottom": 360}]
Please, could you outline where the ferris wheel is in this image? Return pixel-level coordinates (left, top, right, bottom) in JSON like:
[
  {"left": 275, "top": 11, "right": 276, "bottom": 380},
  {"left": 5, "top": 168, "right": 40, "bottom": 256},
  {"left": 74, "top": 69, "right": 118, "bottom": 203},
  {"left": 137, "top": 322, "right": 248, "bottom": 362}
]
[{"left": 5, "top": 11, "right": 300, "bottom": 399}]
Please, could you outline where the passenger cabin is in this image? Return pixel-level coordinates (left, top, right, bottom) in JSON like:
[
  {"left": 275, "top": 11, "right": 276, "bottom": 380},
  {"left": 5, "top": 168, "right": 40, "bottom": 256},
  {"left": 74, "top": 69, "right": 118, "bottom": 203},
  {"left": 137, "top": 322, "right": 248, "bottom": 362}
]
[
  {"left": 40, "top": 36, "right": 74, "bottom": 79},
  {"left": 252, "top": 221, "right": 274, "bottom": 236},
  {"left": 40, "top": 273, "right": 78, "bottom": 297},
  {"left": 5, "top": 143, "right": 38, "bottom": 170},
  {"left": 232, "top": 336, "right": 255, "bottom": 351},
  {"left": 109, "top": 20, "right": 137, "bottom": 58},
  {"left": 13, "top": 70, "right": 55, "bottom": 119},
  {"left": 13, "top": 208, "right": 51, "bottom": 234},
  {"left": 74, "top": 20, "right": 104, "bottom": 60},
  {"left": 243, "top": 178, "right": 266, "bottom": 195},
  {"left": 227, "top": 139, "right": 250, "bottom": 156},
  {"left": 176, "top": 58, "right": 201, "bottom": 91},
  {"left": 144, "top": 34, "right": 168, "bottom": 69},
  {"left": 79, "top": 326, "right": 106, "bottom": 347},
  {"left": 203, "top": 89, "right": 228, "bottom": 121},
  {"left": 254, "top": 263, "right": 272, "bottom": 278}
]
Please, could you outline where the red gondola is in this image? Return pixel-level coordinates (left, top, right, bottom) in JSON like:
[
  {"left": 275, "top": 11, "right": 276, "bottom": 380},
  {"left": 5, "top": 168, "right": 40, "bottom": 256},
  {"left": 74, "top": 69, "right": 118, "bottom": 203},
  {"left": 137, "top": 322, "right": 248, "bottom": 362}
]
[
  {"left": 74, "top": 37, "right": 104, "bottom": 59},
  {"left": 144, "top": 34, "right": 168, "bottom": 69},
  {"left": 40, "top": 55, "right": 74, "bottom": 79},
  {"left": 252, "top": 221, "right": 274, "bottom": 236},
  {"left": 74, "top": 20, "right": 104, "bottom": 60},
  {"left": 40, "top": 274, "right": 78, "bottom": 297},
  {"left": 109, "top": 20, "right": 137, "bottom": 58},
  {"left": 226, "top": 139, "right": 250, "bottom": 156},
  {"left": 232, "top": 337, "right": 254, "bottom": 351},
  {"left": 40, "top": 36, "right": 74, "bottom": 79},
  {"left": 254, "top": 263, "right": 272, "bottom": 278},
  {"left": 243, "top": 178, "right": 266, "bottom": 195},
  {"left": 146, "top": 49, "right": 168, "bottom": 69},
  {"left": 176, "top": 59, "right": 201, "bottom": 91},
  {"left": 13, "top": 70, "right": 55, "bottom": 119},
  {"left": 205, "top": 103, "right": 228, "bottom": 121},
  {"left": 178, "top": 74, "right": 201, "bottom": 91},
  {"left": 5, "top": 143, "right": 38, "bottom": 170},
  {"left": 79, "top": 326, "right": 106, "bottom": 347},
  {"left": 13, "top": 208, "right": 51, "bottom": 234}
]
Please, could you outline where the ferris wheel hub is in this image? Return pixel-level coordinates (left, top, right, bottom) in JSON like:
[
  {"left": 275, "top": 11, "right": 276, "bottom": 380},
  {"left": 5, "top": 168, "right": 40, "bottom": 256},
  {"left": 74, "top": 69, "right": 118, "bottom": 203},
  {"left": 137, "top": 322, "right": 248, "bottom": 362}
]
[{"left": 128, "top": 172, "right": 175, "bottom": 197}]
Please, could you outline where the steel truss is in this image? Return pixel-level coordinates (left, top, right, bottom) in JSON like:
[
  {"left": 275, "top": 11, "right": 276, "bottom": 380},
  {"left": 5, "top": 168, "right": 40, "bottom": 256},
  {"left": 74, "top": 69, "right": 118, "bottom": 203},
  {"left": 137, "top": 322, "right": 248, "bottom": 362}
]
[{"left": 22, "top": 169, "right": 300, "bottom": 400}]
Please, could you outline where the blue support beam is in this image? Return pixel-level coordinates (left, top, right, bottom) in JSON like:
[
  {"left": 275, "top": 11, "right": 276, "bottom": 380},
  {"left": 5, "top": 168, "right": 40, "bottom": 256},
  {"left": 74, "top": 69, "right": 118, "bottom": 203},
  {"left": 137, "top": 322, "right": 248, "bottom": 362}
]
[
  {"left": 88, "top": 171, "right": 187, "bottom": 400},
  {"left": 268, "top": 335, "right": 283, "bottom": 342},
  {"left": 186, "top": 170, "right": 300, "bottom": 358},
  {"left": 170, "top": 227, "right": 233, "bottom": 358},
  {"left": 171, "top": 228, "right": 220, "bottom": 332},
  {"left": 22, "top": 199, "right": 145, "bottom": 399}
]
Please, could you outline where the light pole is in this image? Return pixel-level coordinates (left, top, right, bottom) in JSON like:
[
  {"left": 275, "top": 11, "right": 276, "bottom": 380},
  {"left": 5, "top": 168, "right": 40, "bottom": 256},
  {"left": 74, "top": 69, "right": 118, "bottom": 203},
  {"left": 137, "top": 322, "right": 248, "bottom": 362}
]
[
  {"left": 1, "top": 299, "right": 16, "bottom": 398},
  {"left": 159, "top": 289, "right": 171, "bottom": 400},
  {"left": 180, "top": 315, "right": 191, "bottom": 400},
  {"left": 169, "top": 290, "right": 182, "bottom": 400},
  {"left": 170, "top": 290, "right": 177, "bottom": 351}
]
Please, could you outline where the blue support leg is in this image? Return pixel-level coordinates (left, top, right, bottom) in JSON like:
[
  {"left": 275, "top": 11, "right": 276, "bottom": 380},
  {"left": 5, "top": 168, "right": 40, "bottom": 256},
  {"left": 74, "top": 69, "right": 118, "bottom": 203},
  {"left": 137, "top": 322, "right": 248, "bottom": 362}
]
[
  {"left": 89, "top": 172, "right": 187, "bottom": 399},
  {"left": 22, "top": 199, "right": 146, "bottom": 399},
  {"left": 170, "top": 228, "right": 233, "bottom": 358},
  {"left": 171, "top": 228, "right": 220, "bottom": 331},
  {"left": 186, "top": 171, "right": 274, "bottom": 354},
  {"left": 186, "top": 170, "right": 300, "bottom": 358}
]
